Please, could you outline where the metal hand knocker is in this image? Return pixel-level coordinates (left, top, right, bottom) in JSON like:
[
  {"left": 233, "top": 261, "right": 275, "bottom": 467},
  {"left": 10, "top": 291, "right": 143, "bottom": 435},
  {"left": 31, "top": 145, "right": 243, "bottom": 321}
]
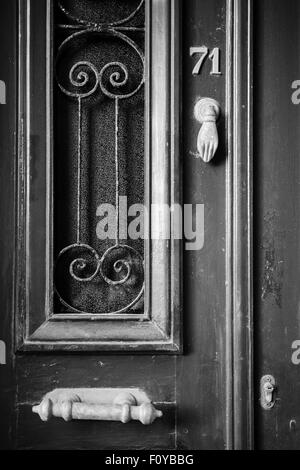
[
  {"left": 32, "top": 388, "right": 163, "bottom": 425},
  {"left": 194, "top": 97, "right": 221, "bottom": 163}
]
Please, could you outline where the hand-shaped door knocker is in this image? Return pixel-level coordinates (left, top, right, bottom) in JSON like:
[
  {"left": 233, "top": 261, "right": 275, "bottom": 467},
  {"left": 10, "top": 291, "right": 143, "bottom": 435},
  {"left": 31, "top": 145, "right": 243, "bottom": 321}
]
[{"left": 194, "top": 97, "right": 221, "bottom": 163}]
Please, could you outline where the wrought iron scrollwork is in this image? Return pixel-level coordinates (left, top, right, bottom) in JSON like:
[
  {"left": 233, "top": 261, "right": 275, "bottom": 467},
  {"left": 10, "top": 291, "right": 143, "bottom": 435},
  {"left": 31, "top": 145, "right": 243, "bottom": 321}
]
[{"left": 54, "top": 0, "right": 145, "bottom": 314}]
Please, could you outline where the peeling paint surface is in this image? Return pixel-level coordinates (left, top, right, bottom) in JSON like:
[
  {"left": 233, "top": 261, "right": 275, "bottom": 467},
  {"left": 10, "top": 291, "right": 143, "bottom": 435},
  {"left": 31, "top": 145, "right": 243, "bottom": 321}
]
[{"left": 261, "top": 211, "right": 284, "bottom": 308}]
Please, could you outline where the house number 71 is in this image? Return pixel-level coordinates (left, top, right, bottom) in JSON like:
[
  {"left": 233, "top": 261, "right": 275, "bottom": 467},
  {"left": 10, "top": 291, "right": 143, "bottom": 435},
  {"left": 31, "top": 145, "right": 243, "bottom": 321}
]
[{"left": 190, "top": 47, "right": 221, "bottom": 76}]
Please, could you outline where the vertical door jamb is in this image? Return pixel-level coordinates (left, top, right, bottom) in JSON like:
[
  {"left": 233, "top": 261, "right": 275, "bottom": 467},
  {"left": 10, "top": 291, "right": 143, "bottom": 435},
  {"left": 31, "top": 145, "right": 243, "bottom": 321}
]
[{"left": 226, "top": 0, "right": 254, "bottom": 450}]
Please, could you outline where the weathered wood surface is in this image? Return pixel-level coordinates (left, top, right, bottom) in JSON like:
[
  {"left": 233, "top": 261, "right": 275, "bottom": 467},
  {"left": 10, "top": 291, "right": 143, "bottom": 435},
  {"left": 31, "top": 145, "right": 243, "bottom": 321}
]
[
  {"left": 254, "top": 0, "right": 300, "bottom": 450},
  {"left": 16, "top": 356, "right": 175, "bottom": 449},
  {"left": 0, "top": 0, "right": 255, "bottom": 450},
  {"left": 16, "top": 0, "right": 181, "bottom": 353}
]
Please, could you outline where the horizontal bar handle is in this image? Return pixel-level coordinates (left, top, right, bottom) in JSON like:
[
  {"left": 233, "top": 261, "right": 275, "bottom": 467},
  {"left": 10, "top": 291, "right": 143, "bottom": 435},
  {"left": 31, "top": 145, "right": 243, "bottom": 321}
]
[{"left": 32, "top": 391, "right": 162, "bottom": 425}]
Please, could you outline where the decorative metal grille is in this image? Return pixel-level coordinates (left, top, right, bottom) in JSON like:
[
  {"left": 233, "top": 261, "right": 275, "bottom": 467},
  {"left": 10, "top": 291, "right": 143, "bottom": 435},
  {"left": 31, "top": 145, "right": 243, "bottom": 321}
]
[{"left": 54, "top": 0, "right": 145, "bottom": 315}]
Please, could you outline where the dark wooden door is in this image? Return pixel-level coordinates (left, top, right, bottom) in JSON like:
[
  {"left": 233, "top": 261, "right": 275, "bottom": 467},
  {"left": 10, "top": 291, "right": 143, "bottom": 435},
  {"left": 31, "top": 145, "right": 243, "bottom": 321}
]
[{"left": 0, "top": 0, "right": 274, "bottom": 451}]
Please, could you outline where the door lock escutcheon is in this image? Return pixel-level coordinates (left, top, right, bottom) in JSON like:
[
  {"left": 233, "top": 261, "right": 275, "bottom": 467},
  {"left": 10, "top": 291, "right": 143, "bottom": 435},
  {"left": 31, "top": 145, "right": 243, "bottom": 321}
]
[{"left": 260, "top": 375, "right": 276, "bottom": 410}]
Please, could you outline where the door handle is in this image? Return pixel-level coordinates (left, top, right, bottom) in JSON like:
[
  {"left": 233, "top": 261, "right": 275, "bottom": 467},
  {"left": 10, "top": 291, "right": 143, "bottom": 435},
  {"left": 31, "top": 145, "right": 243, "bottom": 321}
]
[
  {"left": 32, "top": 388, "right": 163, "bottom": 425},
  {"left": 194, "top": 97, "right": 221, "bottom": 163}
]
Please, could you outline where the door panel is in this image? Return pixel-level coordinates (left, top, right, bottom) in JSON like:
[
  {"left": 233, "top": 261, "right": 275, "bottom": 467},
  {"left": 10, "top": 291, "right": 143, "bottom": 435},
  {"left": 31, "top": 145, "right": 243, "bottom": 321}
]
[
  {"left": 13, "top": 0, "right": 230, "bottom": 450},
  {"left": 17, "top": 0, "right": 180, "bottom": 353},
  {"left": 254, "top": 0, "right": 300, "bottom": 450}
]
